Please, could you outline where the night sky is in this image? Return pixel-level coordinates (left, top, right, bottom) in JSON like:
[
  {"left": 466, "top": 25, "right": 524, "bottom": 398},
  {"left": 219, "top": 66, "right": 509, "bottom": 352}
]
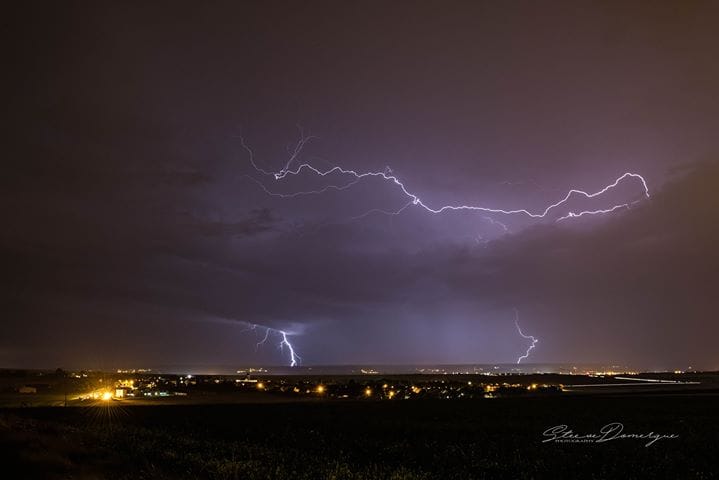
[{"left": 3, "top": 1, "right": 719, "bottom": 370}]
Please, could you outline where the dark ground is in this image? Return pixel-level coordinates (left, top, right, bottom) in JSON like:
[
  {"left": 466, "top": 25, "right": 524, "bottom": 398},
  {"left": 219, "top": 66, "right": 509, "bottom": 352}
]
[{"left": 1, "top": 392, "right": 717, "bottom": 480}]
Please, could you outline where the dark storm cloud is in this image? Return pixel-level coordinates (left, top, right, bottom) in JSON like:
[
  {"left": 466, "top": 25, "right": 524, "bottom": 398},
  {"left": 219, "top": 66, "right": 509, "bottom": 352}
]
[
  {"left": 1, "top": 159, "right": 717, "bottom": 367},
  {"left": 188, "top": 208, "right": 277, "bottom": 237},
  {"left": 436, "top": 162, "right": 719, "bottom": 367},
  {"left": 2, "top": 1, "right": 719, "bottom": 367}
]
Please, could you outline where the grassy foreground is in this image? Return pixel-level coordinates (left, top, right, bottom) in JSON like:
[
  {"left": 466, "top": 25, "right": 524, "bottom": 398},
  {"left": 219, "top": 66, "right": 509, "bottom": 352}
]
[{"left": 1, "top": 394, "right": 715, "bottom": 479}]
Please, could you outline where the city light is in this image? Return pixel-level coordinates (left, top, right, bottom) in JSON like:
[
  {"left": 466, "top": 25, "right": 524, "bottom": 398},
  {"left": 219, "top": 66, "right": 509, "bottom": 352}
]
[{"left": 101, "top": 391, "right": 112, "bottom": 401}]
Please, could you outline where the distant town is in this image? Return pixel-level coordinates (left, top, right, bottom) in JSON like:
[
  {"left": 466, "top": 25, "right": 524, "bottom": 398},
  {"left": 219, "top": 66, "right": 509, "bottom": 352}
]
[{"left": 0, "top": 366, "right": 712, "bottom": 407}]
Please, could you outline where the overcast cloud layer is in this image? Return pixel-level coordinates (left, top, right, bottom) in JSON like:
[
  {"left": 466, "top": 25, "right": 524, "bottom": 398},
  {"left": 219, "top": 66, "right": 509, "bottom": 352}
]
[{"left": 3, "top": 1, "right": 719, "bottom": 369}]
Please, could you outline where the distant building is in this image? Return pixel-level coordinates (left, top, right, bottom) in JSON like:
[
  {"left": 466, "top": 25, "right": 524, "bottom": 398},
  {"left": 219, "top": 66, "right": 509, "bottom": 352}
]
[
  {"left": 115, "top": 387, "right": 132, "bottom": 398},
  {"left": 18, "top": 386, "right": 37, "bottom": 394}
]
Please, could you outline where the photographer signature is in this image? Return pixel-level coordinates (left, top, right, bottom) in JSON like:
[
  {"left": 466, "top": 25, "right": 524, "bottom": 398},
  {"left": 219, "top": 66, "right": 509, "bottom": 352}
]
[{"left": 542, "top": 422, "right": 678, "bottom": 447}]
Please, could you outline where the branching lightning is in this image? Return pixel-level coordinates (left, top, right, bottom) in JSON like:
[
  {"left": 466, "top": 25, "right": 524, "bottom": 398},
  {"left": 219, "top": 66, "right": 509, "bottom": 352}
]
[
  {"left": 514, "top": 309, "right": 538, "bottom": 364},
  {"left": 239, "top": 132, "right": 652, "bottom": 365},
  {"left": 242, "top": 134, "right": 650, "bottom": 225},
  {"left": 242, "top": 322, "right": 301, "bottom": 367},
  {"left": 279, "top": 331, "right": 300, "bottom": 367}
]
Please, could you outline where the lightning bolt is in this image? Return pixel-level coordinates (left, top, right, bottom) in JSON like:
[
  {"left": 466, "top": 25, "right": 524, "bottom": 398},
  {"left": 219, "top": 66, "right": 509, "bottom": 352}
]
[
  {"left": 239, "top": 132, "right": 650, "bottom": 365},
  {"left": 514, "top": 309, "right": 538, "bottom": 364},
  {"left": 242, "top": 134, "right": 650, "bottom": 224},
  {"left": 279, "top": 331, "right": 300, "bottom": 367},
  {"left": 243, "top": 322, "right": 301, "bottom": 367},
  {"left": 482, "top": 215, "right": 509, "bottom": 232},
  {"left": 556, "top": 202, "right": 640, "bottom": 222},
  {"left": 255, "top": 327, "right": 271, "bottom": 351}
]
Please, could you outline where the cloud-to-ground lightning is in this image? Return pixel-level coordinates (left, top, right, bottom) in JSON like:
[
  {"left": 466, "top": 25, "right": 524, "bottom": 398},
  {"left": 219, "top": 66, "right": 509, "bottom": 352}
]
[
  {"left": 240, "top": 133, "right": 649, "bottom": 365},
  {"left": 514, "top": 309, "right": 538, "bottom": 364},
  {"left": 241, "top": 134, "right": 650, "bottom": 225},
  {"left": 279, "top": 331, "right": 300, "bottom": 367},
  {"left": 241, "top": 322, "right": 302, "bottom": 366}
]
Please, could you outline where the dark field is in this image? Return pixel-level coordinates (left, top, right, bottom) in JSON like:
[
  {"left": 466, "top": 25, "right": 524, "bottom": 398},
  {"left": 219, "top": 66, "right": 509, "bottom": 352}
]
[{"left": 1, "top": 392, "right": 716, "bottom": 480}]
